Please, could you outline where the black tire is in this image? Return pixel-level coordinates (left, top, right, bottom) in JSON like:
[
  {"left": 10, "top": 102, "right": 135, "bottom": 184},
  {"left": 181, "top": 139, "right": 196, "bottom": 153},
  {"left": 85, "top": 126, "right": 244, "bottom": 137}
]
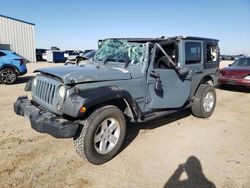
[
  {"left": 191, "top": 84, "right": 216, "bottom": 118},
  {"left": 0, "top": 68, "right": 17, "bottom": 85},
  {"left": 74, "top": 105, "right": 126, "bottom": 165}
]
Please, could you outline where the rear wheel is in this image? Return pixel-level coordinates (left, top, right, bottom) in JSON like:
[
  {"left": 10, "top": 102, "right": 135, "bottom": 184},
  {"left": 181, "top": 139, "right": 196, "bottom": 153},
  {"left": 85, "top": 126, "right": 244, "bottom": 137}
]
[
  {"left": 0, "top": 68, "right": 17, "bottom": 84},
  {"left": 191, "top": 84, "right": 216, "bottom": 118},
  {"left": 74, "top": 105, "right": 126, "bottom": 165}
]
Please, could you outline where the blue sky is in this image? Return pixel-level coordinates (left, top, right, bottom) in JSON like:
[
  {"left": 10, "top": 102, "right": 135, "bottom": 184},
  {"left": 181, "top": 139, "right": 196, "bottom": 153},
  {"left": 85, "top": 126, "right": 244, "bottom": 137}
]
[{"left": 0, "top": 0, "right": 250, "bottom": 54}]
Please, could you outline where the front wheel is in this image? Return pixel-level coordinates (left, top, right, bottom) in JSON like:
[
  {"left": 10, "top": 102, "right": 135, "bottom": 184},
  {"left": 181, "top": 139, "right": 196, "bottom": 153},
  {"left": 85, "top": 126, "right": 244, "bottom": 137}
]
[
  {"left": 0, "top": 68, "right": 17, "bottom": 84},
  {"left": 191, "top": 84, "right": 216, "bottom": 118},
  {"left": 74, "top": 105, "right": 126, "bottom": 165}
]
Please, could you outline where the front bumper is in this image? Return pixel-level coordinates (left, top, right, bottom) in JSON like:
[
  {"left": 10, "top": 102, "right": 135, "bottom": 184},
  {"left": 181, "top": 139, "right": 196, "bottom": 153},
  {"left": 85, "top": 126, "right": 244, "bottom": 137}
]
[
  {"left": 18, "top": 64, "right": 27, "bottom": 76},
  {"left": 218, "top": 76, "right": 250, "bottom": 87},
  {"left": 14, "top": 96, "right": 79, "bottom": 138}
]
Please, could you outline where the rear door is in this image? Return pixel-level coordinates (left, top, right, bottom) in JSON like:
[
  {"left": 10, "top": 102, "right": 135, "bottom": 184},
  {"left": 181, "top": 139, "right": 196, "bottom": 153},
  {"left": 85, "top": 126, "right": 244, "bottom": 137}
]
[{"left": 183, "top": 40, "right": 204, "bottom": 95}]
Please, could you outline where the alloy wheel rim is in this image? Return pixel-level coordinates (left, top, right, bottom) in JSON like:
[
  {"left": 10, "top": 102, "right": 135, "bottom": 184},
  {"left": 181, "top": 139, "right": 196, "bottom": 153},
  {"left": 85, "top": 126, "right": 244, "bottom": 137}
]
[
  {"left": 1, "top": 70, "right": 16, "bottom": 83},
  {"left": 94, "top": 118, "right": 121, "bottom": 154},
  {"left": 203, "top": 91, "right": 214, "bottom": 112}
]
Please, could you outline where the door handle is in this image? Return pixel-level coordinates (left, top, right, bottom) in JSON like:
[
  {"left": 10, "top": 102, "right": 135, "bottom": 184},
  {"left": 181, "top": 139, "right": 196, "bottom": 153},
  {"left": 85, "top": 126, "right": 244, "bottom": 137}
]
[{"left": 149, "top": 71, "right": 159, "bottom": 78}]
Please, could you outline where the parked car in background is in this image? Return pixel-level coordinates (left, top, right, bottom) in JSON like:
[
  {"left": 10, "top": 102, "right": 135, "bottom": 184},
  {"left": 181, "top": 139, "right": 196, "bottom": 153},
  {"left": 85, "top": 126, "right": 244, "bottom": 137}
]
[
  {"left": 0, "top": 50, "right": 27, "bottom": 84},
  {"left": 64, "top": 50, "right": 84, "bottom": 59},
  {"left": 36, "top": 48, "right": 48, "bottom": 61},
  {"left": 65, "top": 50, "right": 96, "bottom": 64},
  {"left": 41, "top": 47, "right": 61, "bottom": 62},
  {"left": 64, "top": 50, "right": 74, "bottom": 58},
  {"left": 47, "top": 51, "right": 65, "bottom": 63},
  {"left": 83, "top": 50, "right": 96, "bottom": 60},
  {"left": 234, "top": 54, "right": 247, "bottom": 61},
  {"left": 220, "top": 55, "right": 235, "bottom": 60},
  {"left": 84, "top": 49, "right": 95, "bottom": 54},
  {"left": 50, "top": 46, "right": 60, "bottom": 51},
  {"left": 218, "top": 56, "right": 250, "bottom": 87},
  {"left": 42, "top": 47, "right": 65, "bottom": 63},
  {"left": 42, "top": 50, "right": 49, "bottom": 61}
]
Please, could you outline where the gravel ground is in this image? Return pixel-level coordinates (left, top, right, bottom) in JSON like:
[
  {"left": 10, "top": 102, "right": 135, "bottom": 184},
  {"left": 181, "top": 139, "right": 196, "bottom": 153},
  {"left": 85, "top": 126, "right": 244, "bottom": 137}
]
[{"left": 0, "top": 61, "right": 249, "bottom": 188}]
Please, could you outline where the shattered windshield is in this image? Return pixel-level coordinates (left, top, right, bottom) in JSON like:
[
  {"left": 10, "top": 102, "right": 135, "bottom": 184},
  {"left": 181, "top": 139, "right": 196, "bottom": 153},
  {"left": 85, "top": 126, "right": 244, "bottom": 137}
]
[{"left": 94, "top": 39, "right": 145, "bottom": 64}]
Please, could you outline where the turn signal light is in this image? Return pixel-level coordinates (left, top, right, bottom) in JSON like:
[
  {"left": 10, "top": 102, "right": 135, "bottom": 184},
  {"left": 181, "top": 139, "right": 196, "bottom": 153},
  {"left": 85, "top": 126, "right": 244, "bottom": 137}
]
[{"left": 80, "top": 106, "right": 87, "bottom": 113}]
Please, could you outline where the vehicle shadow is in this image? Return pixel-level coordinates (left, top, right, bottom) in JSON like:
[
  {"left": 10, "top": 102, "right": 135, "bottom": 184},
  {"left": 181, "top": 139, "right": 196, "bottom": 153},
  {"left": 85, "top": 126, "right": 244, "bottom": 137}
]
[
  {"left": 216, "top": 85, "right": 250, "bottom": 93},
  {"left": 121, "top": 109, "right": 191, "bottom": 152},
  {"left": 14, "top": 76, "right": 33, "bottom": 84},
  {"left": 0, "top": 76, "right": 33, "bottom": 85},
  {"left": 164, "top": 156, "right": 216, "bottom": 188}
]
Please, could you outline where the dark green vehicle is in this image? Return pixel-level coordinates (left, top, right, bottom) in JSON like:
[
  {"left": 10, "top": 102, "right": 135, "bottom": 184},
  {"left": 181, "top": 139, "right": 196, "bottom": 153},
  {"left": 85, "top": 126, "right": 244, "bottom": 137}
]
[{"left": 14, "top": 36, "right": 220, "bottom": 164}]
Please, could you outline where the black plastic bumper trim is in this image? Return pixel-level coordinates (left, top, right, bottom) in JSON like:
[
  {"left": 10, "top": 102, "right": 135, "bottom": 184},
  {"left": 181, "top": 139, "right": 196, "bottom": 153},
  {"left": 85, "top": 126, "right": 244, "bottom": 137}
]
[{"left": 13, "top": 96, "right": 79, "bottom": 138}]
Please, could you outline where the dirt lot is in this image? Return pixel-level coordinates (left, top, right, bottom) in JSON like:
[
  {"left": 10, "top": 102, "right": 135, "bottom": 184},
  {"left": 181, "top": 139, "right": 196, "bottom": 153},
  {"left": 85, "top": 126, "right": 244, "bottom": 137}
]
[{"left": 0, "top": 61, "right": 250, "bottom": 188}]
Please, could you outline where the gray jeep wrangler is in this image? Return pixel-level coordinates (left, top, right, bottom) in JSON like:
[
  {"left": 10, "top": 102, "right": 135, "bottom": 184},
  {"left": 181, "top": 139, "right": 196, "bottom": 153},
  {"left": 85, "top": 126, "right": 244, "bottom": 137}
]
[{"left": 14, "top": 36, "right": 220, "bottom": 164}]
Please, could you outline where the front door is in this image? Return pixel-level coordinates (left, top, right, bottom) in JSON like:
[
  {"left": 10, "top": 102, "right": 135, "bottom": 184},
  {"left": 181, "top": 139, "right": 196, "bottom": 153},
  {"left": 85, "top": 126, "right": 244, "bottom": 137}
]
[{"left": 147, "top": 44, "right": 192, "bottom": 109}]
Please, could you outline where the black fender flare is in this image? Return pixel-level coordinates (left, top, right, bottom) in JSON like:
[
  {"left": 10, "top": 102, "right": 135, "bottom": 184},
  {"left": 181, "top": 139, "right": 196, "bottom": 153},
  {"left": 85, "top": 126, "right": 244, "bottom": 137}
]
[{"left": 63, "top": 86, "right": 143, "bottom": 120}]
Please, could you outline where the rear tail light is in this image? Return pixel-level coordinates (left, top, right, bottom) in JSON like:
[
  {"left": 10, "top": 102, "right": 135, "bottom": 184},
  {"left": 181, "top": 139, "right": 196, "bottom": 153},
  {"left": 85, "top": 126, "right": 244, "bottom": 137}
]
[{"left": 14, "top": 59, "right": 25, "bottom": 65}]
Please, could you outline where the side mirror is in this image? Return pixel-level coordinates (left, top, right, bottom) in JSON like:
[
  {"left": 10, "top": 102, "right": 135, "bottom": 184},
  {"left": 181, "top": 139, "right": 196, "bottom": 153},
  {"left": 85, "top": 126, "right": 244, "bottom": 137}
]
[
  {"left": 149, "top": 71, "right": 163, "bottom": 92},
  {"left": 229, "top": 64, "right": 232, "bottom": 67},
  {"left": 178, "top": 67, "right": 190, "bottom": 76}
]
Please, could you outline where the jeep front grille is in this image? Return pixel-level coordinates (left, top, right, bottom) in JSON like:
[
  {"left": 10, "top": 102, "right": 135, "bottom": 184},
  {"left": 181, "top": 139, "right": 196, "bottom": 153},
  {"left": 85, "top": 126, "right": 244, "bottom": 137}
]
[
  {"left": 35, "top": 79, "right": 56, "bottom": 105},
  {"left": 31, "top": 75, "right": 63, "bottom": 115}
]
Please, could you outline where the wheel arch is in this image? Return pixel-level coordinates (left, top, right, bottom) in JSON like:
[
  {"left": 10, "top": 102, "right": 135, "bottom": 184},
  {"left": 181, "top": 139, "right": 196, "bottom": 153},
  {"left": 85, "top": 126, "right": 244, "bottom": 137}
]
[
  {"left": 84, "top": 97, "right": 136, "bottom": 122},
  {"left": 200, "top": 75, "right": 214, "bottom": 86},
  {"left": 192, "top": 74, "right": 215, "bottom": 96},
  {"left": 65, "top": 86, "right": 143, "bottom": 121},
  {"left": 0, "top": 64, "right": 20, "bottom": 75}
]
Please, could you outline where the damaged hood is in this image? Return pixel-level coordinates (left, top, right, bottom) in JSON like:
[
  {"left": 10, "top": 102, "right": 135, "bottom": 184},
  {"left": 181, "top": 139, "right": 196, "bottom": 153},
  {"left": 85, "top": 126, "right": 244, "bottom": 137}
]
[{"left": 35, "top": 64, "right": 132, "bottom": 84}]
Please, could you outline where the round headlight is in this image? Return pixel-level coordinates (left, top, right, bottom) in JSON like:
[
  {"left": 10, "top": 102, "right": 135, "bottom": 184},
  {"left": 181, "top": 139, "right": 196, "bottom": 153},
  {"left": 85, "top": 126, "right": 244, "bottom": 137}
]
[
  {"left": 33, "top": 77, "right": 37, "bottom": 87},
  {"left": 58, "top": 86, "right": 66, "bottom": 98}
]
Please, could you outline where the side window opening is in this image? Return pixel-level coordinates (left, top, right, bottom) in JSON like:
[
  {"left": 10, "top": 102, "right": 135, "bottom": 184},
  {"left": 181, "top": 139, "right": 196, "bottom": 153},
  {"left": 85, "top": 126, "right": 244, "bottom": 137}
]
[
  {"left": 207, "top": 44, "right": 218, "bottom": 62},
  {"left": 154, "top": 43, "right": 177, "bottom": 69},
  {"left": 185, "top": 42, "right": 201, "bottom": 65}
]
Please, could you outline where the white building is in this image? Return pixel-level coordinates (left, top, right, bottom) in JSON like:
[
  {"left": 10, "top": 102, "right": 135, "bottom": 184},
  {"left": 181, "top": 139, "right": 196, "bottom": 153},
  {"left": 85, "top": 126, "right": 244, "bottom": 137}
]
[{"left": 0, "top": 15, "right": 36, "bottom": 62}]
